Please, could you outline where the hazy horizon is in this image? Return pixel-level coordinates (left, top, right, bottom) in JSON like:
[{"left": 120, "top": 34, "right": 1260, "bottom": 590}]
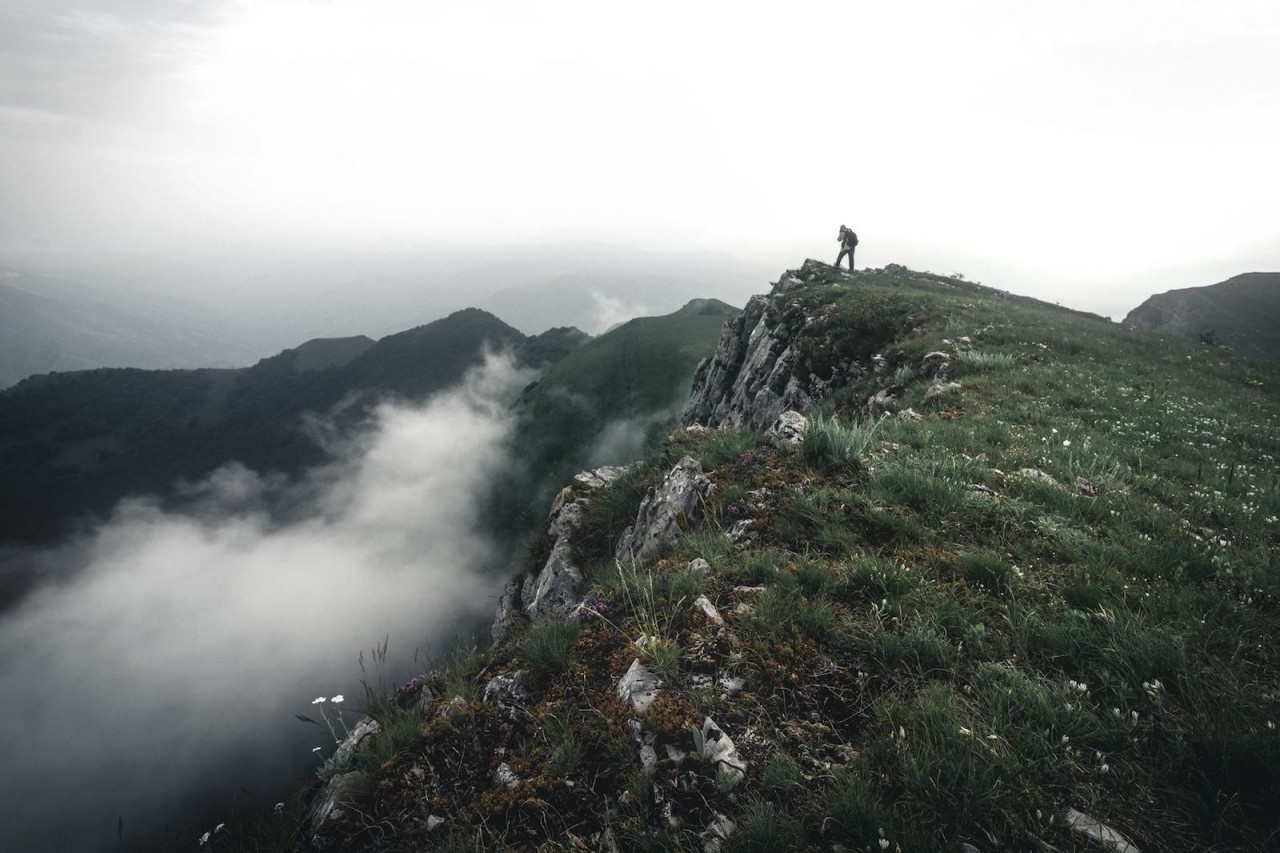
[{"left": 3, "top": 0, "right": 1278, "bottom": 344}]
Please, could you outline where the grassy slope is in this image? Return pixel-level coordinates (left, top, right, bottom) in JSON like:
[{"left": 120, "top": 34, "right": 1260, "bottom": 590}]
[
  {"left": 251, "top": 267, "right": 1278, "bottom": 852},
  {"left": 507, "top": 305, "right": 738, "bottom": 527}
]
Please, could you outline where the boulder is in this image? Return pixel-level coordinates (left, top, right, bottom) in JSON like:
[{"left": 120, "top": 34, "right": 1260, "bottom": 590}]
[
  {"left": 482, "top": 670, "right": 529, "bottom": 721},
  {"left": 922, "top": 381, "right": 961, "bottom": 407},
  {"left": 766, "top": 410, "right": 809, "bottom": 444}
]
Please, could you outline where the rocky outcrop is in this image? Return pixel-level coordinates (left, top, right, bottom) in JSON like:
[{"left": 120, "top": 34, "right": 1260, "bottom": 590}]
[
  {"left": 491, "top": 465, "right": 629, "bottom": 641},
  {"left": 297, "top": 717, "right": 381, "bottom": 847},
  {"left": 616, "top": 456, "right": 715, "bottom": 563},
  {"left": 680, "top": 259, "right": 889, "bottom": 430},
  {"left": 681, "top": 291, "right": 811, "bottom": 430}
]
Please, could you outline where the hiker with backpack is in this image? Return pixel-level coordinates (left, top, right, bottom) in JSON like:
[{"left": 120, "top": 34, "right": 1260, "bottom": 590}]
[{"left": 836, "top": 225, "right": 858, "bottom": 270}]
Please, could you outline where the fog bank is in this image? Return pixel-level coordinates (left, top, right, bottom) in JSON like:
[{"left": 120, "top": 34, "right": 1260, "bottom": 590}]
[{"left": 0, "top": 355, "right": 530, "bottom": 851}]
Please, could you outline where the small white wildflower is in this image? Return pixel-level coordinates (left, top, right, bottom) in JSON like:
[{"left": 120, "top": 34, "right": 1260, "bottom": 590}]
[
  {"left": 331, "top": 694, "right": 344, "bottom": 704},
  {"left": 1036, "top": 809, "right": 1042, "bottom": 820},
  {"left": 273, "top": 802, "right": 285, "bottom": 815},
  {"left": 1061, "top": 735, "right": 1070, "bottom": 745},
  {"left": 1268, "top": 721, "right": 1276, "bottom": 730},
  {"left": 215, "top": 823, "right": 226, "bottom": 834},
  {"left": 959, "top": 726, "right": 972, "bottom": 736},
  {"left": 1100, "top": 763, "right": 1110, "bottom": 773},
  {"left": 879, "top": 840, "right": 890, "bottom": 850},
  {"left": 199, "top": 831, "right": 211, "bottom": 845},
  {"left": 311, "top": 696, "right": 327, "bottom": 705},
  {"left": 1063, "top": 439, "right": 1071, "bottom": 447},
  {"left": 312, "top": 746, "right": 324, "bottom": 753},
  {"left": 1131, "top": 711, "right": 1139, "bottom": 723}
]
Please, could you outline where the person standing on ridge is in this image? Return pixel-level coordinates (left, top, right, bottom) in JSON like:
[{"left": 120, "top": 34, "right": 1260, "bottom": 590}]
[{"left": 836, "top": 225, "right": 858, "bottom": 270}]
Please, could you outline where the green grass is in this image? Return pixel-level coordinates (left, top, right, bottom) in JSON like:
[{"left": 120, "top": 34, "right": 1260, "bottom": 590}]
[
  {"left": 800, "top": 413, "right": 881, "bottom": 476},
  {"left": 292, "top": 264, "right": 1280, "bottom": 852},
  {"left": 515, "top": 617, "right": 580, "bottom": 677}
]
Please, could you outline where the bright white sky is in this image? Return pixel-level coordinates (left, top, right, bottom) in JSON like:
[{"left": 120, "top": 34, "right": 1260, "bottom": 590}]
[{"left": 1, "top": 0, "right": 1277, "bottom": 318}]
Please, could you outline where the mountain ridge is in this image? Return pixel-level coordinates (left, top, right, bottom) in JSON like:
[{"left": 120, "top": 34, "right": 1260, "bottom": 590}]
[
  {"left": 1124, "top": 271, "right": 1280, "bottom": 361},
  {"left": 285, "top": 260, "right": 1280, "bottom": 853}
]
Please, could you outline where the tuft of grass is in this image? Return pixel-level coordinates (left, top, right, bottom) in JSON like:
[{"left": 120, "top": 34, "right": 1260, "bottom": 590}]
[
  {"left": 837, "top": 555, "right": 921, "bottom": 601},
  {"left": 721, "top": 799, "right": 806, "bottom": 852},
  {"left": 958, "top": 551, "right": 1018, "bottom": 596},
  {"left": 761, "top": 751, "right": 802, "bottom": 798},
  {"left": 821, "top": 770, "right": 884, "bottom": 846},
  {"left": 957, "top": 349, "right": 1018, "bottom": 371},
  {"left": 572, "top": 464, "right": 652, "bottom": 566},
  {"left": 516, "top": 617, "right": 580, "bottom": 677},
  {"left": 801, "top": 413, "right": 881, "bottom": 476}
]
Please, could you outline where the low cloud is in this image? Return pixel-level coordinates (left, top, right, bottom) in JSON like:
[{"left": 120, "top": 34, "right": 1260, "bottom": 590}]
[{"left": 0, "top": 354, "right": 530, "bottom": 851}]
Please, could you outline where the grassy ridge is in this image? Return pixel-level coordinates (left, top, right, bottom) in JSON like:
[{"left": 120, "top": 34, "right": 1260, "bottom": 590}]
[
  {"left": 256, "top": 267, "right": 1278, "bottom": 852},
  {"left": 507, "top": 303, "right": 738, "bottom": 526}
]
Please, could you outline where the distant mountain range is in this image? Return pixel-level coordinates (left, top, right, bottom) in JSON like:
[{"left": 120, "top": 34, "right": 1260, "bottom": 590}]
[
  {"left": 0, "top": 297, "right": 737, "bottom": 608},
  {"left": 1125, "top": 272, "right": 1280, "bottom": 361},
  {"left": 0, "top": 267, "right": 264, "bottom": 389},
  {"left": 0, "top": 308, "right": 579, "bottom": 550}
]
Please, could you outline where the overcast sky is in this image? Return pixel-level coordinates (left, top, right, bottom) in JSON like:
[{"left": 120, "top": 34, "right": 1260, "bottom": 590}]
[{"left": 1, "top": 0, "right": 1277, "bottom": 319}]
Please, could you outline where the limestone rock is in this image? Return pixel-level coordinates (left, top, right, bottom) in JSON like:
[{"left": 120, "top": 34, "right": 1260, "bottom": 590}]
[
  {"left": 725, "top": 519, "right": 753, "bottom": 543},
  {"left": 482, "top": 670, "right": 529, "bottom": 720},
  {"left": 921, "top": 351, "right": 951, "bottom": 380},
  {"left": 694, "top": 595, "right": 724, "bottom": 625},
  {"left": 1064, "top": 808, "right": 1141, "bottom": 852},
  {"left": 617, "top": 658, "right": 662, "bottom": 713},
  {"left": 299, "top": 717, "right": 381, "bottom": 845},
  {"left": 616, "top": 456, "right": 714, "bottom": 562},
  {"left": 681, "top": 292, "right": 812, "bottom": 430},
  {"left": 629, "top": 719, "right": 658, "bottom": 773},
  {"left": 868, "top": 388, "right": 897, "bottom": 412},
  {"left": 700, "top": 717, "right": 747, "bottom": 785},
  {"left": 687, "top": 558, "right": 712, "bottom": 577},
  {"left": 766, "top": 410, "right": 809, "bottom": 444},
  {"left": 703, "top": 813, "right": 737, "bottom": 852},
  {"left": 922, "top": 381, "right": 961, "bottom": 407},
  {"left": 897, "top": 407, "right": 923, "bottom": 422},
  {"left": 493, "top": 763, "right": 521, "bottom": 789},
  {"left": 574, "top": 465, "right": 631, "bottom": 492},
  {"left": 1016, "top": 467, "right": 1061, "bottom": 487}
]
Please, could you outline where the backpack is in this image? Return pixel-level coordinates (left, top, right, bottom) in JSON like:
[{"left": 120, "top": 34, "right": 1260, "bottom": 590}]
[{"left": 845, "top": 230, "right": 858, "bottom": 248}]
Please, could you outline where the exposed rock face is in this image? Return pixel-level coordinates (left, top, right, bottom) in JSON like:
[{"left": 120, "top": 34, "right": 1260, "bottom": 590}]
[
  {"left": 681, "top": 280, "right": 813, "bottom": 430},
  {"left": 616, "top": 456, "right": 715, "bottom": 562},
  {"left": 491, "top": 465, "right": 624, "bottom": 641},
  {"left": 522, "top": 502, "right": 585, "bottom": 621},
  {"left": 298, "top": 717, "right": 381, "bottom": 846}
]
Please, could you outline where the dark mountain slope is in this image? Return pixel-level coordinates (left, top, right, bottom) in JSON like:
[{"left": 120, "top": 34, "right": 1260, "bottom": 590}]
[
  {"left": 0, "top": 309, "right": 539, "bottom": 548},
  {"left": 1125, "top": 271, "right": 1280, "bottom": 360},
  {"left": 502, "top": 299, "right": 739, "bottom": 532}
]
